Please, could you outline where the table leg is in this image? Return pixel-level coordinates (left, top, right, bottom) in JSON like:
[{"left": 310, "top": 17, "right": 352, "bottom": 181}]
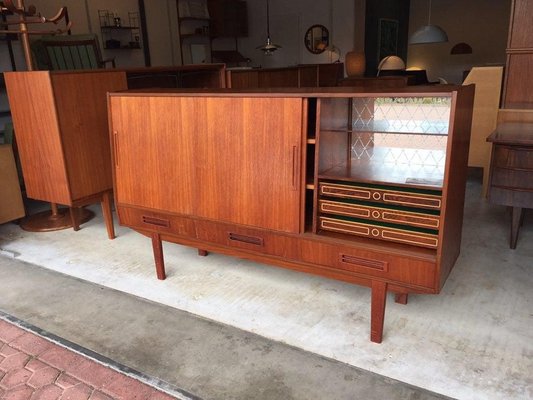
[
  {"left": 151, "top": 232, "right": 166, "bottom": 280},
  {"left": 510, "top": 207, "right": 523, "bottom": 249},
  {"left": 370, "top": 280, "right": 388, "bottom": 343}
]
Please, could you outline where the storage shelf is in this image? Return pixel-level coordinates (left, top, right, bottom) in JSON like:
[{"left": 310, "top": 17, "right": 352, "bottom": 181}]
[
  {"left": 320, "top": 124, "right": 449, "bottom": 136},
  {"left": 318, "top": 152, "right": 445, "bottom": 190},
  {"left": 101, "top": 25, "right": 139, "bottom": 30}
]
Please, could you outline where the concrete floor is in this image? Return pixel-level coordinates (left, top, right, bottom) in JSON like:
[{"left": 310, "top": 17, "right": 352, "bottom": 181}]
[
  {"left": 0, "top": 257, "right": 449, "bottom": 400},
  {"left": 0, "top": 178, "right": 531, "bottom": 400}
]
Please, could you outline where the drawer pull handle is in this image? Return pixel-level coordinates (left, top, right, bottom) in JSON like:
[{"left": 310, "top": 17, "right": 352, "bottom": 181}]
[
  {"left": 340, "top": 254, "right": 387, "bottom": 271},
  {"left": 228, "top": 232, "right": 264, "bottom": 246},
  {"left": 142, "top": 216, "right": 170, "bottom": 228}
]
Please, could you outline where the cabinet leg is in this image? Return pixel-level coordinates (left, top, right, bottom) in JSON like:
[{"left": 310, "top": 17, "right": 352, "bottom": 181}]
[
  {"left": 510, "top": 207, "right": 523, "bottom": 249},
  {"left": 394, "top": 293, "right": 408, "bottom": 305},
  {"left": 101, "top": 191, "right": 115, "bottom": 240},
  {"left": 69, "top": 207, "right": 80, "bottom": 231},
  {"left": 151, "top": 233, "right": 166, "bottom": 280},
  {"left": 198, "top": 249, "right": 208, "bottom": 257},
  {"left": 370, "top": 280, "right": 388, "bottom": 343}
]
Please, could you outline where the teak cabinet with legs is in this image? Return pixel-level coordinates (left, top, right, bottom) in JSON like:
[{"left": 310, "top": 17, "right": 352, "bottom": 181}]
[{"left": 108, "top": 87, "right": 474, "bottom": 342}]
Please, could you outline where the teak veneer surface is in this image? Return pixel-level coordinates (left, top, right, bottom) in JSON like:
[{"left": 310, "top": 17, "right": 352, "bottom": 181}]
[{"left": 108, "top": 86, "right": 474, "bottom": 342}]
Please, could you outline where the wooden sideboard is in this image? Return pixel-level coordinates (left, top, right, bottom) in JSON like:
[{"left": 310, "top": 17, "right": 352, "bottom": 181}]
[
  {"left": 227, "top": 63, "right": 344, "bottom": 89},
  {"left": 5, "top": 65, "right": 226, "bottom": 236},
  {"left": 487, "top": 123, "right": 533, "bottom": 248},
  {"left": 108, "top": 86, "right": 474, "bottom": 342}
]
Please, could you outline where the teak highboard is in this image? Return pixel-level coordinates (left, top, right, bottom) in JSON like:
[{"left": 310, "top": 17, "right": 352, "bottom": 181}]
[{"left": 108, "top": 86, "right": 474, "bottom": 342}]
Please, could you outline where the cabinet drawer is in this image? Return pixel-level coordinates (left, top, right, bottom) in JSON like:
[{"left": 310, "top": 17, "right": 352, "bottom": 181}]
[
  {"left": 319, "top": 216, "right": 439, "bottom": 249},
  {"left": 319, "top": 200, "right": 440, "bottom": 229},
  {"left": 319, "top": 182, "right": 442, "bottom": 210},
  {"left": 493, "top": 146, "right": 533, "bottom": 170},
  {"left": 299, "top": 240, "right": 437, "bottom": 289},
  {"left": 491, "top": 168, "right": 533, "bottom": 190},
  {"left": 195, "top": 221, "right": 299, "bottom": 259},
  {"left": 488, "top": 186, "right": 533, "bottom": 208},
  {"left": 118, "top": 206, "right": 196, "bottom": 237}
]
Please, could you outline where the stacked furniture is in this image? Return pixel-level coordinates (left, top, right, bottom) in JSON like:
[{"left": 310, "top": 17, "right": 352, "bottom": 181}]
[
  {"left": 5, "top": 64, "right": 226, "bottom": 236},
  {"left": 108, "top": 86, "right": 474, "bottom": 342}
]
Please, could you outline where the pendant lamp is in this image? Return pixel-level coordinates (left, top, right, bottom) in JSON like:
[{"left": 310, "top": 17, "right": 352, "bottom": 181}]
[
  {"left": 409, "top": 0, "right": 448, "bottom": 45},
  {"left": 256, "top": 0, "right": 281, "bottom": 54}
]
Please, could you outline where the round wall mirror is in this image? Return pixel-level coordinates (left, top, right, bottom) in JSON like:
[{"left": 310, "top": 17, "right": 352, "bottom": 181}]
[{"left": 304, "top": 24, "right": 329, "bottom": 54}]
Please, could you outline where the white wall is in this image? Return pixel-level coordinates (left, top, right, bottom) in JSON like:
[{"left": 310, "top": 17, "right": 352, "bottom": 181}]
[
  {"left": 232, "top": 0, "right": 357, "bottom": 68},
  {"left": 407, "top": 0, "right": 511, "bottom": 84}
]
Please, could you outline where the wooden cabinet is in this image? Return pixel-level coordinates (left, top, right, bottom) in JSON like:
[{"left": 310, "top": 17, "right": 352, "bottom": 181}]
[
  {"left": 108, "top": 86, "right": 474, "bottom": 342},
  {"left": 502, "top": 0, "right": 533, "bottom": 108},
  {"left": 227, "top": 64, "right": 344, "bottom": 89},
  {"left": 5, "top": 70, "right": 127, "bottom": 236},
  {"left": 487, "top": 123, "right": 533, "bottom": 248},
  {"left": 4, "top": 65, "right": 226, "bottom": 236}
]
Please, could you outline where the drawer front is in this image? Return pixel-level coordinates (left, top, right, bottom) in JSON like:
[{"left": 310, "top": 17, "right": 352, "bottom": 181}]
[
  {"left": 488, "top": 186, "right": 533, "bottom": 209},
  {"left": 195, "top": 221, "right": 299, "bottom": 260},
  {"left": 493, "top": 146, "right": 533, "bottom": 170},
  {"left": 319, "top": 182, "right": 442, "bottom": 210},
  {"left": 299, "top": 239, "right": 437, "bottom": 289},
  {"left": 118, "top": 206, "right": 196, "bottom": 237},
  {"left": 491, "top": 168, "right": 533, "bottom": 190},
  {"left": 319, "top": 200, "right": 440, "bottom": 229},
  {"left": 319, "top": 216, "right": 439, "bottom": 249}
]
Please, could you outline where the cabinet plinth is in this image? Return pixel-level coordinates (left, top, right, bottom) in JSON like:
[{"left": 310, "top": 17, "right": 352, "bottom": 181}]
[{"left": 109, "top": 87, "right": 474, "bottom": 342}]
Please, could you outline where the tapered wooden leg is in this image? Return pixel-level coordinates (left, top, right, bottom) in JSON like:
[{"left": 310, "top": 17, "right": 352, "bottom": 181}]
[
  {"left": 69, "top": 207, "right": 80, "bottom": 231},
  {"left": 510, "top": 207, "right": 523, "bottom": 249},
  {"left": 101, "top": 191, "right": 115, "bottom": 240},
  {"left": 370, "top": 280, "right": 388, "bottom": 343},
  {"left": 151, "top": 232, "right": 166, "bottom": 280},
  {"left": 198, "top": 249, "right": 208, "bottom": 257},
  {"left": 394, "top": 293, "right": 408, "bottom": 305}
]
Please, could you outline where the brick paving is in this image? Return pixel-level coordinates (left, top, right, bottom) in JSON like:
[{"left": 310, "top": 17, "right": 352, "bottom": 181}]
[{"left": 0, "top": 319, "right": 176, "bottom": 400}]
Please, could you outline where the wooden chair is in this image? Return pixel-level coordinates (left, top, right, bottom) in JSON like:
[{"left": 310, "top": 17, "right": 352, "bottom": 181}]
[{"left": 32, "top": 34, "right": 115, "bottom": 70}]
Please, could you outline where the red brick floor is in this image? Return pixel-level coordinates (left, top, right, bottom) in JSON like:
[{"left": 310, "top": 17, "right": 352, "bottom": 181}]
[{"left": 0, "top": 318, "right": 176, "bottom": 400}]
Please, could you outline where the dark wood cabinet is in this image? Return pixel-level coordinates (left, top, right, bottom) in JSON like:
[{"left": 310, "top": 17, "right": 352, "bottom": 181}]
[
  {"left": 487, "top": 123, "right": 533, "bottom": 248},
  {"left": 108, "top": 86, "right": 474, "bottom": 343},
  {"left": 502, "top": 0, "right": 533, "bottom": 108}
]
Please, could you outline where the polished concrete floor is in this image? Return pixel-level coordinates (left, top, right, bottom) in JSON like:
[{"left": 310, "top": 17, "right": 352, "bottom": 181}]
[{"left": 0, "top": 178, "right": 531, "bottom": 400}]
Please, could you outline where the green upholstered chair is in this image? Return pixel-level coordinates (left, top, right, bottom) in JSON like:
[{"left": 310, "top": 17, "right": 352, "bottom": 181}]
[{"left": 32, "top": 34, "right": 115, "bottom": 70}]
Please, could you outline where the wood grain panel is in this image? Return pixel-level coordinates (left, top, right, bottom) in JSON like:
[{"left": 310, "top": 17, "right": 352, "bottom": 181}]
[
  {"left": 109, "top": 96, "right": 198, "bottom": 215},
  {"left": 4, "top": 71, "right": 71, "bottom": 204},
  {"left": 196, "top": 97, "right": 303, "bottom": 233},
  {"left": 504, "top": 54, "right": 533, "bottom": 107},
  {"left": 53, "top": 72, "right": 127, "bottom": 201},
  {"left": 508, "top": 0, "right": 533, "bottom": 48}
]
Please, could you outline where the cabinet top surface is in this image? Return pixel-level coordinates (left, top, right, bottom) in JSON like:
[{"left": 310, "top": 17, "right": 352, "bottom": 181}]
[
  {"left": 108, "top": 84, "right": 468, "bottom": 98},
  {"left": 488, "top": 122, "right": 533, "bottom": 146}
]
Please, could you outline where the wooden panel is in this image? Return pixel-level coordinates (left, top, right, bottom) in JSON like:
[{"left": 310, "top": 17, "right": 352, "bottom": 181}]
[
  {"left": 109, "top": 96, "right": 197, "bottom": 215},
  {"left": 4, "top": 71, "right": 71, "bottom": 204},
  {"left": 437, "top": 85, "right": 475, "bottom": 289},
  {"left": 299, "top": 239, "right": 437, "bottom": 290},
  {"left": 298, "top": 66, "right": 318, "bottom": 87},
  {"left": 195, "top": 97, "right": 303, "bottom": 233},
  {"left": 258, "top": 69, "right": 299, "bottom": 88},
  {"left": 504, "top": 54, "right": 533, "bottom": 107},
  {"left": 491, "top": 168, "right": 533, "bottom": 189},
  {"left": 493, "top": 145, "right": 533, "bottom": 169},
  {"left": 462, "top": 67, "right": 503, "bottom": 196},
  {"left": 195, "top": 220, "right": 300, "bottom": 259},
  {"left": 508, "top": 0, "right": 533, "bottom": 48},
  {"left": 228, "top": 70, "right": 258, "bottom": 89},
  {"left": 52, "top": 72, "right": 127, "bottom": 201},
  {"left": 319, "top": 200, "right": 440, "bottom": 229},
  {"left": 317, "top": 63, "right": 344, "bottom": 87},
  {"left": 319, "top": 216, "right": 439, "bottom": 249},
  {"left": 117, "top": 205, "right": 196, "bottom": 237},
  {"left": 0, "top": 144, "right": 25, "bottom": 224}
]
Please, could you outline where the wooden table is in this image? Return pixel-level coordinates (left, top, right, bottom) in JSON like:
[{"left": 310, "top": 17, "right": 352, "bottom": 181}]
[{"left": 487, "top": 123, "right": 533, "bottom": 248}]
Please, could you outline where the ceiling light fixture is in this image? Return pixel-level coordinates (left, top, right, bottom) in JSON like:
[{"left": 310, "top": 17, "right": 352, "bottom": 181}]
[
  {"left": 256, "top": 0, "right": 281, "bottom": 55},
  {"left": 409, "top": 0, "right": 448, "bottom": 45}
]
